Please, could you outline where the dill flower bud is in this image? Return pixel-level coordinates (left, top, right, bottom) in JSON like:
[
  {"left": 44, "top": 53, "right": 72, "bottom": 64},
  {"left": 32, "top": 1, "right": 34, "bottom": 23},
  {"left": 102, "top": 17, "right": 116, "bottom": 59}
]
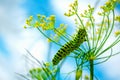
[
  {"left": 40, "top": 23, "right": 46, "bottom": 30},
  {"left": 64, "top": 0, "right": 78, "bottom": 17},
  {"left": 29, "top": 16, "right": 33, "bottom": 21},
  {"left": 115, "top": 16, "right": 120, "bottom": 22},
  {"left": 37, "top": 14, "right": 41, "bottom": 18},
  {"left": 35, "top": 21, "right": 39, "bottom": 28},
  {"left": 47, "top": 38, "right": 52, "bottom": 42},
  {"left": 98, "top": 12, "right": 102, "bottom": 16},
  {"left": 49, "top": 15, "right": 55, "bottom": 21},
  {"left": 41, "top": 15, "right": 46, "bottom": 19},
  {"left": 76, "top": 69, "right": 82, "bottom": 80},
  {"left": 114, "top": 30, "right": 120, "bottom": 37},
  {"left": 23, "top": 25, "right": 27, "bottom": 29},
  {"left": 84, "top": 75, "right": 89, "bottom": 80},
  {"left": 26, "top": 19, "right": 31, "bottom": 25},
  {"left": 85, "top": 21, "right": 91, "bottom": 28},
  {"left": 44, "top": 62, "right": 50, "bottom": 67},
  {"left": 80, "top": 4, "right": 94, "bottom": 18}
]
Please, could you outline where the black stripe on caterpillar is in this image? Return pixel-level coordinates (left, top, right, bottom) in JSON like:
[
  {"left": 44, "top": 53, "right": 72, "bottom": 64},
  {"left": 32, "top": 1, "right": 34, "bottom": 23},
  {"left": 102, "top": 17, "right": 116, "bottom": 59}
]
[{"left": 52, "top": 28, "right": 87, "bottom": 65}]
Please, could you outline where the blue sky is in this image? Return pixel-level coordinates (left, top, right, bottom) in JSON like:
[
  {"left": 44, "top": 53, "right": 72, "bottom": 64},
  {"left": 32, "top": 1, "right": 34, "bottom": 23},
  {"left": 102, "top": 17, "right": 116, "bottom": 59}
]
[{"left": 0, "top": 0, "right": 120, "bottom": 80}]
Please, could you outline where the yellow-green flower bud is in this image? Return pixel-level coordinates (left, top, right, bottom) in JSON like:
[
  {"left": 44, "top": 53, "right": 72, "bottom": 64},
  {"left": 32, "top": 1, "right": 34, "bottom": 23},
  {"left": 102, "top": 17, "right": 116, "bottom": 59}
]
[
  {"left": 76, "top": 69, "right": 82, "bottom": 80},
  {"left": 115, "top": 30, "right": 120, "bottom": 37}
]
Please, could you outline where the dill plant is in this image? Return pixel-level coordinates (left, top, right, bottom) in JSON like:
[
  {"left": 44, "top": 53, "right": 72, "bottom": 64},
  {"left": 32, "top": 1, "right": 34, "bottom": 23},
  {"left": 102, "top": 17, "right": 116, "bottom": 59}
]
[{"left": 22, "top": 0, "right": 120, "bottom": 80}]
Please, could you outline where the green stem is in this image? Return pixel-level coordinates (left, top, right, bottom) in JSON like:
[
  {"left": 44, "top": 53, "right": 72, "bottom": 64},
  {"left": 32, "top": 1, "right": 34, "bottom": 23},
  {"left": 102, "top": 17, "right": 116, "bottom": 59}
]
[
  {"left": 95, "top": 10, "right": 115, "bottom": 55},
  {"left": 53, "top": 28, "right": 69, "bottom": 42},
  {"left": 96, "top": 51, "right": 120, "bottom": 60},
  {"left": 90, "top": 17, "right": 95, "bottom": 48},
  {"left": 96, "top": 37, "right": 120, "bottom": 57},
  {"left": 95, "top": 14, "right": 105, "bottom": 49},
  {"left": 37, "top": 27, "right": 62, "bottom": 46},
  {"left": 76, "top": 13, "right": 85, "bottom": 28},
  {"left": 76, "top": 13, "right": 91, "bottom": 50},
  {"left": 90, "top": 60, "right": 94, "bottom": 80}
]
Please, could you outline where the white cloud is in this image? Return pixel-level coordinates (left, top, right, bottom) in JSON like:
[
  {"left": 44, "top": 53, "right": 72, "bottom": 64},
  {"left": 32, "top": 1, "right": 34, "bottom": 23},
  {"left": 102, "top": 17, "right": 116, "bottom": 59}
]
[{"left": 0, "top": 0, "right": 49, "bottom": 80}]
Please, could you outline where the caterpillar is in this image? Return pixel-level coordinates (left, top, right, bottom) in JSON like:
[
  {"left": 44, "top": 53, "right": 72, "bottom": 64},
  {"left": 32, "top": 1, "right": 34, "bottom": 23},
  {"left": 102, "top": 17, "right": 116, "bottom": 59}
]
[{"left": 52, "top": 28, "right": 87, "bottom": 65}]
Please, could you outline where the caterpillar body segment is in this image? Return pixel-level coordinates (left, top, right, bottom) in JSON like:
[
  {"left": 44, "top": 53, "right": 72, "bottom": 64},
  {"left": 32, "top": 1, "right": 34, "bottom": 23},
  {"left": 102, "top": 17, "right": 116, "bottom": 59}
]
[{"left": 52, "top": 28, "right": 87, "bottom": 65}]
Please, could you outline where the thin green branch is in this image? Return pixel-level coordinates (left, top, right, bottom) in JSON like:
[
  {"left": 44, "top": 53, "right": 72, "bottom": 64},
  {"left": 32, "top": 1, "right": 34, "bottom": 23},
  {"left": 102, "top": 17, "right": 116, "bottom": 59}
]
[
  {"left": 37, "top": 27, "right": 62, "bottom": 46},
  {"left": 97, "top": 51, "right": 120, "bottom": 60},
  {"left": 53, "top": 28, "right": 69, "bottom": 42},
  {"left": 76, "top": 13, "right": 91, "bottom": 50},
  {"left": 15, "top": 73, "right": 30, "bottom": 80},
  {"left": 90, "top": 17, "right": 95, "bottom": 48},
  {"left": 95, "top": 14, "right": 105, "bottom": 50},
  {"left": 25, "top": 50, "right": 55, "bottom": 80},
  {"left": 97, "top": 37, "right": 120, "bottom": 57},
  {"left": 64, "top": 70, "right": 76, "bottom": 80},
  {"left": 95, "top": 48, "right": 113, "bottom": 65},
  {"left": 25, "top": 49, "right": 42, "bottom": 66},
  {"left": 24, "top": 54, "right": 41, "bottom": 66},
  {"left": 76, "top": 13, "right": 85, "bottom": 28},
  {"left": 95, "top": 15, "right": 109, "bottom": 55},
  {"left": 95, "top": 10, "right": 115, "bottom": 56}
]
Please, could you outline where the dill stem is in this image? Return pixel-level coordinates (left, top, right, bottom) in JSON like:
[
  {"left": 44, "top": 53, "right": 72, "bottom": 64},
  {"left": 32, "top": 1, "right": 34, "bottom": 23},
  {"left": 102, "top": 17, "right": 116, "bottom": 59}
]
[
  {"left": 37, "top": 27, "right": 62, "bottom": 46},
  {"left": 95, "top": 14, "right": 105, "bottom": 50},
  {"left": 53, "top": 28, "right": 69, "bottom": 42},
  {"left": 90, "top": 17, "right": 95, "bottom": 48},
  {"left": 90, "top": 60, "right": 94, "bottom": 80},
  {"left": 95, "top": 10, "right": 115, "bottom": 56},
  {"left": 76, "top": 13, "right": 85, "bottom": 28},
  {"left": 76, "top": 13, "right": 91, "bottom": 50},
  {"left": 96, "top": 37, "right": 120, "bottom": 57}
]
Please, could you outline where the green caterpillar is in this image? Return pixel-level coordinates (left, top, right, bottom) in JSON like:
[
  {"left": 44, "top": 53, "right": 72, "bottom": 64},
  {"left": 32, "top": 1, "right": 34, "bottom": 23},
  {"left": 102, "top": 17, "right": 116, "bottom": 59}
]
[{"left": 52, "top": 28, "right": 87, "bottom": 65}]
